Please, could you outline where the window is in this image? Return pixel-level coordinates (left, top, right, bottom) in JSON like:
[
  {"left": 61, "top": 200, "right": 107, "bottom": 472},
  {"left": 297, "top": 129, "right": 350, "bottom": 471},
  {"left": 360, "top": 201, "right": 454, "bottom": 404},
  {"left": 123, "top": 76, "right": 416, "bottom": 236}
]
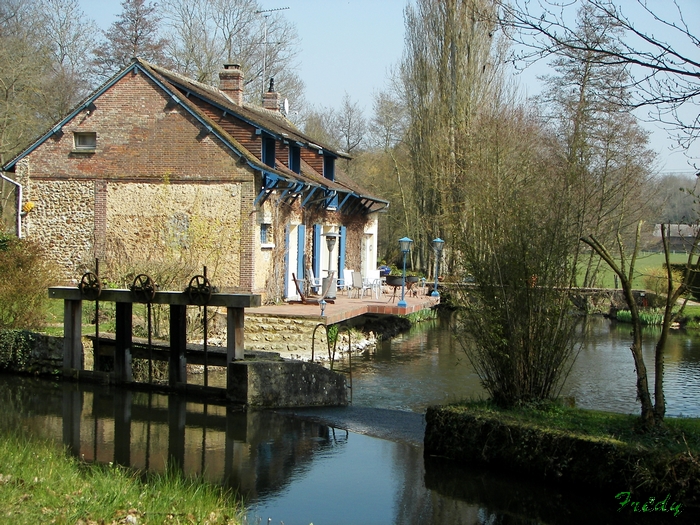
[
  {"left": 262, "top": 137, "right": 275, "bottom": 167},
  {"left": 74, "top": 132, "right": 96, "bottom": 151},
  {"left": 289, "top": 145, "right": 301, "bottom": 173},
  {"left": 260, "top": 223, "right": 273, "bottom": 247},
  {"left": 323, "top": 155, "right": 335, "bottom": 181}
]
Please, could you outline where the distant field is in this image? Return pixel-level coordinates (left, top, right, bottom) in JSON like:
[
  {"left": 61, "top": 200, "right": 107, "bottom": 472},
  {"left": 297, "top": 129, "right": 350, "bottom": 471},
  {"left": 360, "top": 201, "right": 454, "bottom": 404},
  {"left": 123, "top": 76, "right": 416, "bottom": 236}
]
[{"left": 586, "top": 251, "right": 691, "bottom": 289}]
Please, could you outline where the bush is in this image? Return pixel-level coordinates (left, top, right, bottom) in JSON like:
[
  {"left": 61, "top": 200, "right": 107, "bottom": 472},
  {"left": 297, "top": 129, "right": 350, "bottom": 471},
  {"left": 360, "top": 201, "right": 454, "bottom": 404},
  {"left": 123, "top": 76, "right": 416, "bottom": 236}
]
[{"left": 0, "top": 234, "right": 58, "bottom": 330}]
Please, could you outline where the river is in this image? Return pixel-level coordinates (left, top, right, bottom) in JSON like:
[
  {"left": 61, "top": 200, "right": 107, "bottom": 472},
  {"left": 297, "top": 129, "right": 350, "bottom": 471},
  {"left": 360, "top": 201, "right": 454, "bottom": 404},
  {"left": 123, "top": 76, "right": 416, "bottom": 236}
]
[{"left": 0, "top": 315, "right": 698, "bottom": 524}]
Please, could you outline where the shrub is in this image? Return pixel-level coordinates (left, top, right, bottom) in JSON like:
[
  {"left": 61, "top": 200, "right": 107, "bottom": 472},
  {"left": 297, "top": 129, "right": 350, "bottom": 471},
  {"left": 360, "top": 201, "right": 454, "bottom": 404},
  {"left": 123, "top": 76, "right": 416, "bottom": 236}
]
[{"left": 0, "top": 235, "right": 58, "bottom": 330}]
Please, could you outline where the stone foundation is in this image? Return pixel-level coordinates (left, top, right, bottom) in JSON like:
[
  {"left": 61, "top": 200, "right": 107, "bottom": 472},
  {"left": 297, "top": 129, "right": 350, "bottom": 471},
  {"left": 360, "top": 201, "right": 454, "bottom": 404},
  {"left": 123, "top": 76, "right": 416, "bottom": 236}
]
[
  {"left": 228, "top": 360, "right": 348, "bottom": 407},
  {"left": 243, "top": 314, "right": 375, "bottom": 361}
]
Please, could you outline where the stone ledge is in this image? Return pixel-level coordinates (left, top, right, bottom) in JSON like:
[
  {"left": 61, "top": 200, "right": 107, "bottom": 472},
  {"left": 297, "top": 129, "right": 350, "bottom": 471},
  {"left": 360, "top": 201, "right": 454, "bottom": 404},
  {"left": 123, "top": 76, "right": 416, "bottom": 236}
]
[{"left": 424, "top": 405, "right": 700, "bottom": 505}]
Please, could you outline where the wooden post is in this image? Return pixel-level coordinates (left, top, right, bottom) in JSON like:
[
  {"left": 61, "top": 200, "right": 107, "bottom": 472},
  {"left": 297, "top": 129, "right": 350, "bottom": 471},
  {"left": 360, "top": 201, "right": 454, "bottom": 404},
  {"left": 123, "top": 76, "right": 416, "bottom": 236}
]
[
  {"left": 114, "top": 302, "right": 133, "bottom": 383},
  {"left": 63, "top": 299, "right": 83, "bottom": 372},
  {"left": 169, "top": 304, "right": 187, "bottom": 386}
]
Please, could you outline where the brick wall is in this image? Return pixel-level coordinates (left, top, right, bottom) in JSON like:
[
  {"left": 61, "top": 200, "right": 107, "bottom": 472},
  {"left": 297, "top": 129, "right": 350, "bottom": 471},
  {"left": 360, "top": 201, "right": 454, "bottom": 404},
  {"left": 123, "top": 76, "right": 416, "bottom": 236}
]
[{"left": 19, "top": 71, "right": 257, "bottom": 289}]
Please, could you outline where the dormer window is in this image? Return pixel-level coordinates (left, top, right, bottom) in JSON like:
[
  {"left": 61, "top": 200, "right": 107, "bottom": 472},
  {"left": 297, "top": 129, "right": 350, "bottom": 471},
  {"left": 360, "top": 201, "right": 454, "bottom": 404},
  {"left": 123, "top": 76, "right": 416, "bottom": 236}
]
[
  {"left": 323, "top": 155, "right": 335, "bottom": 182},
  {"left": 262, "top": 136, "right": 275, "bottom": 168},
  {"left": 289, "top": 145, "right": 300, "bottom": 174},
  {"left": 73, "top": 132, "right": 96, "bottom": 151}
]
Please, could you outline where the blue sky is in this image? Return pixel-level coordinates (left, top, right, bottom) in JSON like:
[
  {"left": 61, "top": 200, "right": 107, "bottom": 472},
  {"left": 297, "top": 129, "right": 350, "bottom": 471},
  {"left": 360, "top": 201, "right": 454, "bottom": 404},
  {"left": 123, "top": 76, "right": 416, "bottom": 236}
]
[{"left": 78, "top": 0, "right": 696, "bottom": 174}]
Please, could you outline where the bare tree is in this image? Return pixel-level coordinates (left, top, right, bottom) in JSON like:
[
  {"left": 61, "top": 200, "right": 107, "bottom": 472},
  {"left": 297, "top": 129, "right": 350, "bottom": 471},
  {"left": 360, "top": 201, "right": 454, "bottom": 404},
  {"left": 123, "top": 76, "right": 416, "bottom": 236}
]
[
  {"left": 537, "top": 3, "right": 656, "bottom": 289},
  {"left": 335, "top": 93, "right": 367, "bottom": 155},
  {"left": 92, "top": 0, "right": 170, "bottom": 82},
  {"left": 500, "top": 0, "right": 700, "bottom": 163},
  {"left": 653, "top": 173, "right": 699, "bottom": 224},
  {"left": 162, "top": 0, "right": 304, "bottom": 105},
  {"left": 368, "top": 89, "right": 407, "bottom": 151},
  {"left": 1, "top": 0, "right": 96, "bottom": 163},
  {"left": 37, "top": 0, "right": 98, "bottom": 118},
  {"left": 400, "top": 0, "right": 505, "bottom": 270}
]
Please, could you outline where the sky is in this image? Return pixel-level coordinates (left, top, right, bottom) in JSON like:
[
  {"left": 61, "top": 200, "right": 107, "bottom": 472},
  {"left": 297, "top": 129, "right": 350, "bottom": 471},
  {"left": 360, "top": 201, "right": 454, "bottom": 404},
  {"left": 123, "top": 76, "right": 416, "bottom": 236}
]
[{"left": 77, "top": 0, "right": 696, "bottom": 174}]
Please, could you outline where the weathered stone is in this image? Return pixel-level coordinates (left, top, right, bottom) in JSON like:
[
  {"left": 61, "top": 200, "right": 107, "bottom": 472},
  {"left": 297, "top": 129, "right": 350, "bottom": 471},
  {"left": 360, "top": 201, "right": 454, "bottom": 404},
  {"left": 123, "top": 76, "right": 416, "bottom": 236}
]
[{"left": 227, "top": 360, "right": 347, "bottom": 407}]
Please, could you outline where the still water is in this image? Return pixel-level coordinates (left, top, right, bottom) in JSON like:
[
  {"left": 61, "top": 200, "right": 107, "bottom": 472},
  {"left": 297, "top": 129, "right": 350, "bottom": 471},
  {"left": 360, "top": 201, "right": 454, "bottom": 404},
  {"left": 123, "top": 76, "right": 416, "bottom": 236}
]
[{"left": 1, "top": 316, "right": 699, "bottom": 524}]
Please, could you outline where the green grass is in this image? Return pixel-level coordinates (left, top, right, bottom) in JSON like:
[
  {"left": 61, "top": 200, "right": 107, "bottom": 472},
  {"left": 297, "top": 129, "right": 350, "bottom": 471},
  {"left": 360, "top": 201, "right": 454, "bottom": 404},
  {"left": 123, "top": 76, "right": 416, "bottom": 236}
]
[
  {"left": 42, "top": 298, "right": 117, "bottom": 337},
  {"left": 0, "top": 429, "right": 243, "bottom": 524},
  {"left": 589, "top": 251, "right": 690, "bottom": 289},
  {"left": 456, "top": 400, "right": 700, "bottom": 454}
]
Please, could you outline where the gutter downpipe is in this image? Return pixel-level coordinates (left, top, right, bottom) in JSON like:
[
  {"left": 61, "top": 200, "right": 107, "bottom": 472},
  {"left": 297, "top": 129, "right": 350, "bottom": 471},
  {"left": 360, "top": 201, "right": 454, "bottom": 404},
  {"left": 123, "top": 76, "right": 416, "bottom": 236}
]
[{"left": 1, "top": 173, "right": 22, "bottom": 238}]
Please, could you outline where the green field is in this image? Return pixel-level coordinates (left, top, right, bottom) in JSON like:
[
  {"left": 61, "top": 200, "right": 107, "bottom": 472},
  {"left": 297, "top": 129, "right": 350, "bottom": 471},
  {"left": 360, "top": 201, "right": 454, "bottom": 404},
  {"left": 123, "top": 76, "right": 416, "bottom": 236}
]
[{"left": 588, "top": 251, "right": 691, "bottom": 289}]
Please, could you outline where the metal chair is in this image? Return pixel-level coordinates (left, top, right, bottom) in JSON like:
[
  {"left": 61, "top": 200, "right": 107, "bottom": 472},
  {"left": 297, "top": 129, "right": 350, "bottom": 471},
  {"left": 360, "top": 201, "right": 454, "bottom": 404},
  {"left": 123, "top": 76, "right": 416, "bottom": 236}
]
[{"left": 306, "top": 268, "right": 322, "bottom": 295}]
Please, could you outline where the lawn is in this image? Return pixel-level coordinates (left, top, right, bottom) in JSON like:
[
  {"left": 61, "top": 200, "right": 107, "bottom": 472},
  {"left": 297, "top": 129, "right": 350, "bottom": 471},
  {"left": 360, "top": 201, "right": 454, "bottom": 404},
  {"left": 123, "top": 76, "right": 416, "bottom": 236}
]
[{"left": 588, "top": 251, "right": 690, "bottom": 289}]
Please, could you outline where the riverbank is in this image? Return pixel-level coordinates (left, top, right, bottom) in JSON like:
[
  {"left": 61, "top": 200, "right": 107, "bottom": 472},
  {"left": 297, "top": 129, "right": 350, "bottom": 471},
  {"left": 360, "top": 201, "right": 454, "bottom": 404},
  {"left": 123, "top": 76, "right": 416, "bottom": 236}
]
[
  {"left": 424, "top": 401, "right": 700, "bottom": 514},
  {"left": 0, "top": 429, "right": 243, "bottom": 524}
]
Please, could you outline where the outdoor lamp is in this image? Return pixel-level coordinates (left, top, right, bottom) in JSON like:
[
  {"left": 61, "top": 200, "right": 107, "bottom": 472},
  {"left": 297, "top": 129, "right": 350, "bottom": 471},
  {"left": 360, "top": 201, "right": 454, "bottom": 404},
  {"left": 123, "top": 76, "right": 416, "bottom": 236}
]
[
  {"left": 398, "top": 236, "right": 413, "bottom": 308},
  {"left": 324, "top": 232, "right": 339, "bottom": 273},
  {"left": 431, "top": 237, "right": 444, "bottom": 298}
]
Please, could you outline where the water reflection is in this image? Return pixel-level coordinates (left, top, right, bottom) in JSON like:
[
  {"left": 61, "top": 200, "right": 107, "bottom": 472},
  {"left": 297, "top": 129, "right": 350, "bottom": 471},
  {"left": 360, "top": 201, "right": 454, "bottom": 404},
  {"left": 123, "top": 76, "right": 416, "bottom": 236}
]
[
  {"left": 1, "top": 374, "right": 691, "bottom": 524},
  {"left": 2, "top": 315, "right": 700, "bottom": 524},
  {"left": 565, "top": 318, "right": 700, "bottom": 416},
  {"left": 349, "top": 315, "right": 700, "bottom": 417}
]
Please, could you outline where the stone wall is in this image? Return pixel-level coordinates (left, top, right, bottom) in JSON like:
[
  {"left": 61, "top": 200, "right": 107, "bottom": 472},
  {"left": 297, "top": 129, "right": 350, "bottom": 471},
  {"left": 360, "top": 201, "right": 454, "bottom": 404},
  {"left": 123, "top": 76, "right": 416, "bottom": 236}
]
[
  {"left": 20, "top": 176, "right": 95, "bottom": 276},
  {"left": 105, "top": 181, "right": 247, "bottom": 289},
  {"left": 0, "top": 330, "right": 65, "bottom": 375},
  {"left": 244, "top": 314, "right": 328, "bottom": 360},
  {"left": 228, "top": 360, "right": 348, "bottom": 407}
]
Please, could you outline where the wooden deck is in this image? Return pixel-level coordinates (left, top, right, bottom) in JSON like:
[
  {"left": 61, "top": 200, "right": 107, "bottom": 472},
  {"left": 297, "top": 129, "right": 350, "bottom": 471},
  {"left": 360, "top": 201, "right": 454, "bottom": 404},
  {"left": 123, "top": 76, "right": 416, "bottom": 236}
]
[{"left": 248, "top": 287, "right": 439, "bottom": 324}]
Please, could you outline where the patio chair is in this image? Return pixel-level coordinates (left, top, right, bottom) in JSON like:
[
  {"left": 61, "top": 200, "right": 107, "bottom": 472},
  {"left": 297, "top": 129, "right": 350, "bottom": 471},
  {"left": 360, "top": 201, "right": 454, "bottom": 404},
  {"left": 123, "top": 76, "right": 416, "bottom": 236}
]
[
  {"left": 364, "top": 269, "right": 382, "bottom": 299},
  {"left": 306, "top": 268, "right": 322, "bottom": 295},
  {"left": 352, "top": 271, "right": 373, "bottom": 299},
  {"left": 291, "top": 272, "right": 335, "bottom": 304},
  {"left": 340, "top": 268, "right": 354, "bottom": 295}
]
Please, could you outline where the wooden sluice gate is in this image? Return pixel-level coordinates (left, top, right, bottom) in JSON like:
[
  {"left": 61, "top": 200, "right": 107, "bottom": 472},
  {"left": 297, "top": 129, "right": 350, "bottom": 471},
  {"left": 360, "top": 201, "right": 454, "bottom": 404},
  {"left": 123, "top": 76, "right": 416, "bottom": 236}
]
[
  {"left": 49, "top": 285, "right": 260, "bottom": 396},
  {"left": 48, "top": 268, "right": 349, "bottom": 407}
]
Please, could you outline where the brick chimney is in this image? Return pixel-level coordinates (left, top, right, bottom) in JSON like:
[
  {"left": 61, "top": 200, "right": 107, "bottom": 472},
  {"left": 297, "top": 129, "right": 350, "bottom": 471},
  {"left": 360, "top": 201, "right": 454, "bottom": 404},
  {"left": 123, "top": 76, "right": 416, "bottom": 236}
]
[
  {"left": 262, "top": 77, "right": 280, "bottom": 111},
  {"left": 219, "top": 64, "right": 244, "bottom": 105}
]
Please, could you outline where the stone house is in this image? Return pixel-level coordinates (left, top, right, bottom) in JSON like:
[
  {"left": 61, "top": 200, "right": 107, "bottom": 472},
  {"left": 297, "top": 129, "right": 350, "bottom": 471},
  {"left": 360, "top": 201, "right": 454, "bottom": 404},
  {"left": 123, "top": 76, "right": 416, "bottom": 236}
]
[{"left": 1, "top": 59, "right": 388, "bottom": 302}]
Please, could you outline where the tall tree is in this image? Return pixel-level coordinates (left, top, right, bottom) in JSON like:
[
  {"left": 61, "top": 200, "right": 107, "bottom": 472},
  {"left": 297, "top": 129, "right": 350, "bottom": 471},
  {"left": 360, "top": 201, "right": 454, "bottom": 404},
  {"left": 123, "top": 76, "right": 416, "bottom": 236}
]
[
  {"left": 37, "top": 0, "right": 98, "bottom": 118},
  {"left": 92, "top": 0, "right": 170, "bottom": 82},
  {"left": 400, "top": 0, "right": 580, "bottom": 405},
  {"left": 538, "top": 4, "right": 656, "bottom": 289},
  {"left": 400, "top": 0, "right": 504, "bottom": 271}
]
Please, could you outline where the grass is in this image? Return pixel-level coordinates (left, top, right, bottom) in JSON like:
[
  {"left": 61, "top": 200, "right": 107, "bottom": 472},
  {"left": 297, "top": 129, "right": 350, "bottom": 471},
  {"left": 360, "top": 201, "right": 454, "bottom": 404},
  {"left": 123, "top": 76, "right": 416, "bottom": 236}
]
[
  {"left": 455, "top": 400, "right": 700, "bottom": 454},
  {"left": 42, "top": 298, "right": 118, "bottom": 337},
  {"left": 589, "top": 251, "right": 689, "bottom": 289},
  {"left": 0, "top": 429, "right": 242, "bottom": 524}
]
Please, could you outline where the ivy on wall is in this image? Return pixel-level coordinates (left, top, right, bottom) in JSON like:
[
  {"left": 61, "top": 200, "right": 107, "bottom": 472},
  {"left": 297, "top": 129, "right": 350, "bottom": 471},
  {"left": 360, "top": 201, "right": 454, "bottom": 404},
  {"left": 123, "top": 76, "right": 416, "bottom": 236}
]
[{"left": 0, "top": 330, "right": 34, "bottom": 370}]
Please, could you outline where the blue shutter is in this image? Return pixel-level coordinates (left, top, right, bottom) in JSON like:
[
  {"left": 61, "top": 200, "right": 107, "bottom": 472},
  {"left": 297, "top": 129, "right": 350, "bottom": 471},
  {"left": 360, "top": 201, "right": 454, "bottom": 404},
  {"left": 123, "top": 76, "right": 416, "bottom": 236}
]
[
  {"left": 338, "top": 225, "right": 347, "bottom": 274},
  {"left": 296, "top": 224, "right": 305, "bottom": 280},
  {"left": 284, "top": 225, "right": 290, "bottom": 298},
  {"left": 313, "top": 224, "right": 322, "bottom": 278}
]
